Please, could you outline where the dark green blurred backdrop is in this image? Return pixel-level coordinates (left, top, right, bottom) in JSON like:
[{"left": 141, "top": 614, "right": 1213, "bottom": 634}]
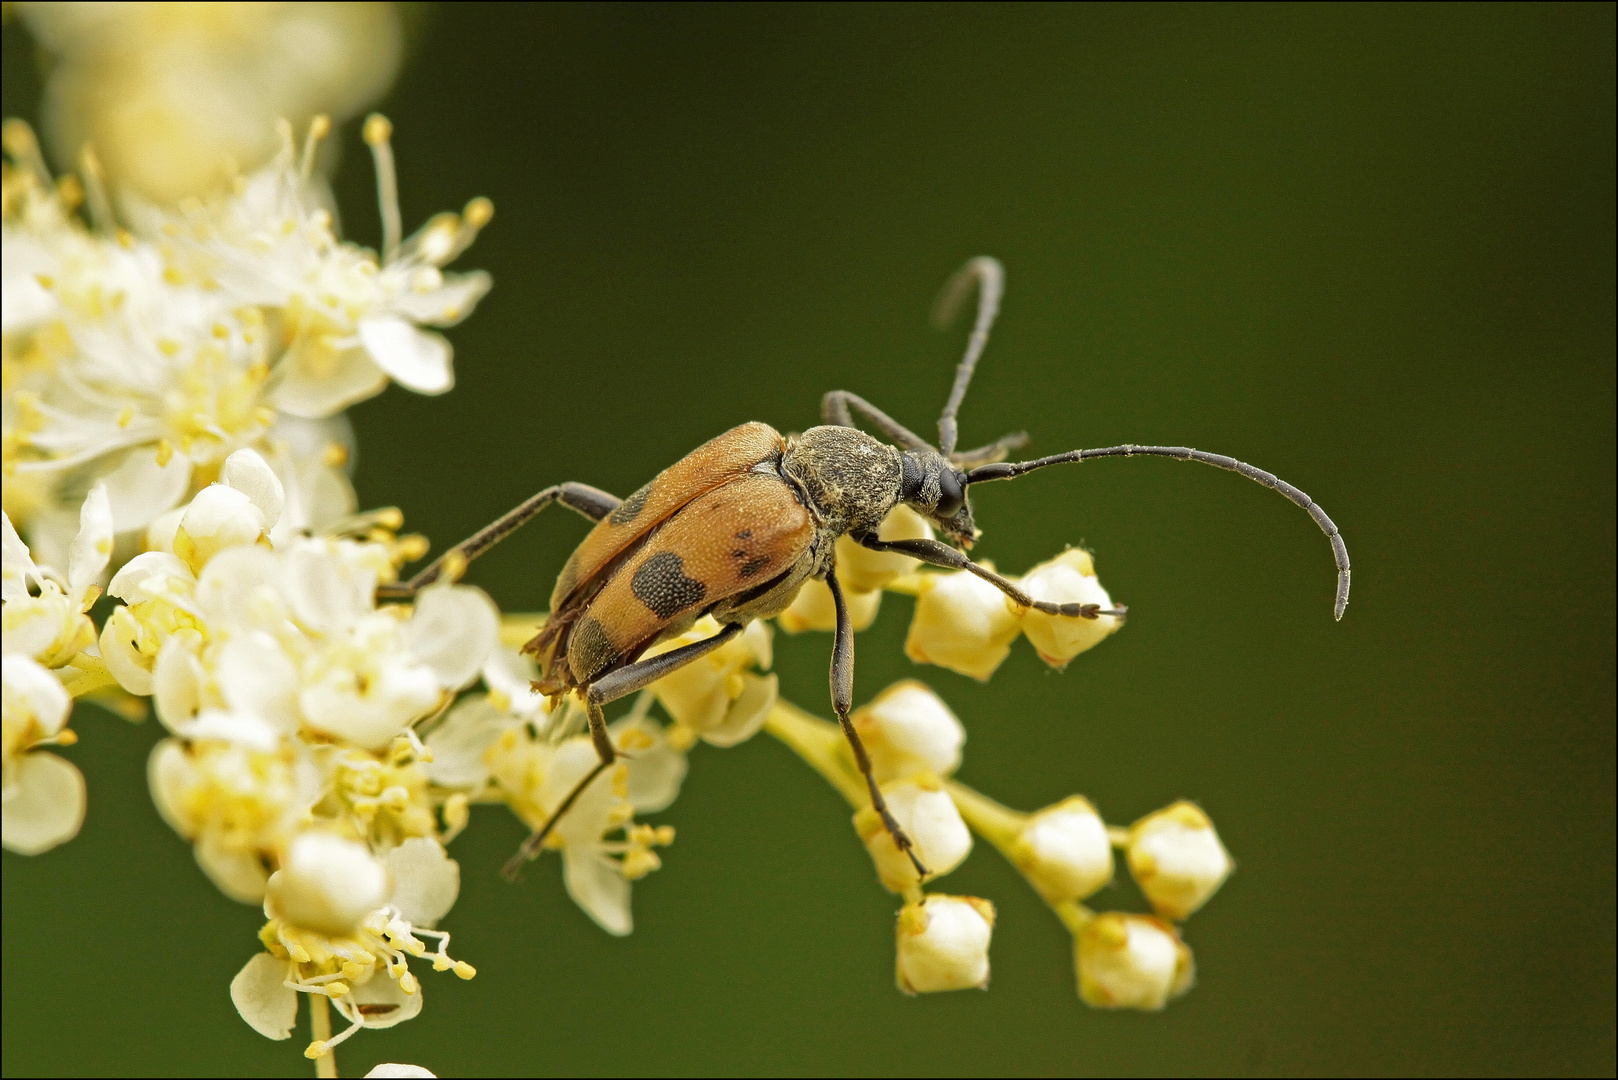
[{"left": 4, "top": 4, "right": 1613, "bottom": 1076}]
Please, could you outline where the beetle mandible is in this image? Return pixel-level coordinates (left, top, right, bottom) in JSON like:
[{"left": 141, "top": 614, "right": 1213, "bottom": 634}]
[{"left": 377, "top": 257, "right": 1351, "bottom": 881}]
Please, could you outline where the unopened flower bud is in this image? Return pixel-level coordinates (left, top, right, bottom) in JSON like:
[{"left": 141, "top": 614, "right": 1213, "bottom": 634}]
[
  {"left": 1076, "top": 912, "right": 1194, "bottom": 1010},
  {"left": 1018, "top": 548, "right": 1120, "bottom": 668},
  {"left": 778, "top": 578, "right": 881, "bottom": 634},
  {"left": 895, "top": 894, "right": 995, "bottom": 994},
  {"left": 851, "top": 680, "right": 964, "bottom": 784},
  {"left": 854, "top": 774, "right": 972, "bottom": 892},
  {"left": 266, "top": 832, "right": 389, "bottom": 936},
  {"left": 1010, "top": 795, "right": 1113, "bottom": 903},
  {"left": 904, "top": 566, "right": 1020, "bottom": 680},
  {"left": 834, "top": 504, "right": 933, "bottom": 592},
  {"left": 1126, "top": 801, "right": 1232, "bottom": 920},
  {"left": 175, "top": 485, "right": 266, "bottom": 570}
]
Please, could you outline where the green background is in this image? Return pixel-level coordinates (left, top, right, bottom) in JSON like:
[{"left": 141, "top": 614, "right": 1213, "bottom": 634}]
[{"left": 4, "top": 3, "right": 1613, "bottom": 1075}]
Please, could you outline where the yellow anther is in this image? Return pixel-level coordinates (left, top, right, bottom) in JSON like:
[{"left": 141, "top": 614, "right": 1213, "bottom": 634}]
[
  {"left": 34, "top": 274, "right": 54, "bottom": 290},
  {"left": 341, "top": 961, "right": 367, "bottom": 980},
  {"left": 254, "top": 407, "right": 277, "bottom": 428},
  {"left": 395, "top": 534, "right": 430, "bottom": 563},
  {"left": 116, "top": 228, "right": 134, "bottom": 248},
  {"left": 463, "top": 196, "right": 494, "bottom": 228},
  {"left": 117, "top": 407, "right": 134, "bottom": 428},
  {"left": 308, "top": 115, "right": 332, "bottom": 141},
  {"left": 432, "top": 955, "right": 452, "bottom": 972},
  {"left": 157, "top": 338, "right": 180, "bottom": 357},
  {"left": 322, "top": 442, "right": 350, "bottom": 468},
  {"left": 376, "top": 507, "right": 404, "bottom": 531},
  {"left": 304, "top": 1041, "right": 330, "bottom": 1060},
  {"left": 55, "top": 175, "right": 83, "bottom": 209},
  {"left": 621, "top": 848, "right": 662, "bottom": 880},
  {"left": 398, "top": 971, "right": 420, "bottom": 995},
  {"left": 653, "top": 825, "right": 676, "bottom": 846},
  {"left": 363, "top": 114, "right": 394, "bottom": 146},
  {"left": 155, "top": 440, "right": 174, "bottom": 467},
  {"left": 612, "top": 765, "right": 629, "bottom": 800},
  {"left": 438, "top": 550, "right": 468, "bottom": 584},
  {"left": 453, "top": 961, "right": 477, "bottom": 980},
  {"left": 323, "top": 981, "right": 351, "bottom": 998},
  {"left": 2, "top": 119, "right": 39, "bottom": 156},
  {"left": 443, "top": 793, "right": 470, "bottom": 831},
  {"left": 55, "top": 729, "right": 78, "bottom": 746}
]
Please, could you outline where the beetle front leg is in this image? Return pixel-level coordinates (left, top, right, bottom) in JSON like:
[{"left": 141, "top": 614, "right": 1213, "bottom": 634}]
[
  {"left": 500, "top": 622, "right": 745, "bottom": 880},
  {"left": 826, "top": 567, "right": 930, "bottom": 880},
  {"left": 379, "top": 481, "right": 621, "bottom": 600},
  {"left": 853, "top": 533, "right": 1128, "bottom": 621}
]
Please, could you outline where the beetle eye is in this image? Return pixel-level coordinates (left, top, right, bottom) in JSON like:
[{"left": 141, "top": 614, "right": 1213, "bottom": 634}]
[{"left": 935, "top": 470, "right": 965, "bottom": 519}]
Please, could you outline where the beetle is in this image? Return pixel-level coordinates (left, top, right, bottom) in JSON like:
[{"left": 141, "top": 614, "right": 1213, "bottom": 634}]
[{"left": 378, "top": 257, "right": 1350, "bottom": 881}]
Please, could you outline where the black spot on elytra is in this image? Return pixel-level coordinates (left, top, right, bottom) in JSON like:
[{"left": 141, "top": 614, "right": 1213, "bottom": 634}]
[
  {"left": 631, "top": 551, "right": 707, "bottom": 619},
  {"left": 736, "top": 529, "right": 753, "bottom": 539},
  {"left": 740, "top": 556, "right": 773, "bottom": 578},
  {"left": 609, "top": 480, "right": 654, "bottom": 525}
]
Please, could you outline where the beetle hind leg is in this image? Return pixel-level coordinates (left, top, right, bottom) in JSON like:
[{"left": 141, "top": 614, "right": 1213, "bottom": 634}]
[
  {"left": 826, "top": 567, "right": 930, "bottom": 881},
  {"left": 379, "top": 481, "right": 621, "bottom": 600}
]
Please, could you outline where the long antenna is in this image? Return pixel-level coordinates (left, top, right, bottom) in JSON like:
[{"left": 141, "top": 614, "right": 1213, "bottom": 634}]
[
  {"left": 932, "top": 256, "right": 1004, "bottom": 457},
  {"left": 966, "top": 444, "right": 1352, "bottom": 620}
]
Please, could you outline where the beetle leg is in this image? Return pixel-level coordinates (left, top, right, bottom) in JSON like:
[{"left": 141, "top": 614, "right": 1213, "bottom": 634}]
[
  {"left": 820, "top": 390, "right": 934, "bottom": 451},
  {"left": 501, "top": 622, "right": 745, "bottom": 880},
  {"left": 378, "top": 482, "right": 621, "bottom": 599},
  {"left": 826, "top": 567, "right": 931, "bottom": 880},
  {"left": 852, "top": 533, "right": 1128, "bottom": 621}
]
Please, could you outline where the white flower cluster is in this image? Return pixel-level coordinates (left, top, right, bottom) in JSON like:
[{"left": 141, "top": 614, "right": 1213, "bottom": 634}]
[{"left": 2, "top": 113, "right": 490, "bottom": 570}]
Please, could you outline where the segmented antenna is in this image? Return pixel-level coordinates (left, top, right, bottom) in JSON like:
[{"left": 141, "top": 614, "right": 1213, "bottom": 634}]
[
  {"left": 932, "top": 256, "right": 1004, "bottom": 457},
  {"left": 966, "top": 444, "right": 1352, "bottom": 620}
]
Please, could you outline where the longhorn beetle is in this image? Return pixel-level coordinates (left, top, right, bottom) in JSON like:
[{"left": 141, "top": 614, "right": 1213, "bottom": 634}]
[{"left": 378, "top": 257, "right": 1351, "bottom": 881}]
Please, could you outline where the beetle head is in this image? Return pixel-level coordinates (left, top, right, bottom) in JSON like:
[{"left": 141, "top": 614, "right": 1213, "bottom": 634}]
[{"left": 901, "top": 448, "right": 977, "bottom": 549}]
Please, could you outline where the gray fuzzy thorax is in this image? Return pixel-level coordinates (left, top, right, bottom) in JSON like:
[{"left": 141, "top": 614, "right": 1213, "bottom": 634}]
[{"left": 780, "top": 426, "right": 904, "bottom": 538}]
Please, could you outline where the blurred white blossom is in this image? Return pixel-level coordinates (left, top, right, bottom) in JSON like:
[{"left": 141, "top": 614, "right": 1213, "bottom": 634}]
[
  {"left": 1, "top": 652, "right": 85, "bottom": 853},
  {"left": 895, "top": 894, "right": 995, "bottom": 994},
  {"left": 1126, "top": 801, "right": 1233, "bottom": 921},
  {"left": 1075, "top": 912, "right": 1194, "bottom": 1010}
]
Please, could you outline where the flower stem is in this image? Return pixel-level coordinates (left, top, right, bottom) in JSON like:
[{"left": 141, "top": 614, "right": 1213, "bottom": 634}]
[
  {"left": 310, "top": 994, "right": 337, "bottom": 1079},
  {"left": 943, "top": 779, "right": 1027, "bottom": 851},
  {"left": 763, "top": 700, "right": 867, "bottom": 808}
]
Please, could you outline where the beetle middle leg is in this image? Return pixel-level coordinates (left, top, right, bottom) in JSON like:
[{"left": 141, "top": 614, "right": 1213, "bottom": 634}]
[
  {"left": 827, "top": 567, "right": 930, "bottom": 880},
  {"left": 500, "top": 622, "right": 745, "bottom": 881},
  {"left": 852, "top": 533, "right": 1128, "bottom": 621},
  {"left": 378, "top": 481, "right": 621, "bottom": 600}
]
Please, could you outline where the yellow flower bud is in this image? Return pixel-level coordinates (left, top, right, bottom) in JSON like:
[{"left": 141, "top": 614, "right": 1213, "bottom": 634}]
[
  {"left": 265, "top": 832, "right": 389, "bottom": 937},
  {"left": 1010, "top": 795, "right": 1114, "bottom": 903},
  {"left": 896, "top": 894, "right": 995, "bottom": 994},
  {"left": 854, "top": 774, "right": 973, "bottom": 892},
  {"left": 777, "top": 577, "right": 882, "bottom": 634},
  {"left": 851, "top": 679, "right": 965, "bottom": 784},
  {"left": 904, "top": 565, "right": 1020, "bottom": 680},
  {"left": 1127, "top": 801, "right": 1233, "bottom": 920},
  {"left": 1076, "top": 912, "right": 1194, "bottom": 1010},
  {"left": 834, "top": 504, "right": 933, "bottom": 592},
  {"left": 1018, "top": 548, "right": 1121, "bottom": 669}
]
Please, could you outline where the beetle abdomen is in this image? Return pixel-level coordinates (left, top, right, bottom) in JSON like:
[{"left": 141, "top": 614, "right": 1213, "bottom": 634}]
[
  {"left": 564, "top": 470, "right": 814, "bottom": 685},
  {"left": 549, "top": 421, "right": 785, "bottom": 612}
]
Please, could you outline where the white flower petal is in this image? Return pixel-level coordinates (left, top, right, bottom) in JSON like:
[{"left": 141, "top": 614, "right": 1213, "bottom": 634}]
[
  {"left": 194, "top": 546, "right": 284, "bottom": 629},
  {"left": 98, "top": 607, "right": 156, "bottom": 695},
  {"left": 107, "top": 551, "right": 194, "bottom": 604},
  {"left": 359, "top": 316, "right": 453, "bottom": 394},
  {"left": 229, "top": 953, "right": 298, "bottom": 1040},
  {"left": 152, "top": 639, "right": 204, "bottom": 733},
  {"left": 101, "top": 447, "right": 193, "bottom": 531},
  {"left": 147, "top": 739, "right": 196, "bottom": 837},
  {"left": 1, "top": 512, "right": 38, "bottom": 602},
  {"left": 613, "top": 717, "right": 688, "bottom": 813},
  {"left": 1, "top": 751, "right": 86, "bottom": 855},
  {"left": 271, "top": 345, "right": 389, "bottom": 419},
  {"left": 406, "top": 586, "right": 499, "bottom": 689},
  {"left": 345, "top": 971, "right": 423, "bottom": 1029},
  {"left": 391, "top": 270, "right": 491, "bottom": 326},
  {"left": 184, "top": 708, "right": 282, "bottom": 751},
  {"left": 267, "top": 832, "right": 389, "bottom": 936},
  {"left": 222, "top": 449, "right": 286, "bottom": 529},
  {"left": 563, "top": 848, "right": 633, "bottom": 936},
  {"left": 365, "top": 1066, "right": 436, "bottom": 1078},
  {"left": 895, "top": 895, "right": 995, "bottom": 994},
  {"left": 215, "top": 636, "right": 300, "bottom": 735},
  {"left": 66, "top": 485, "right": 114, "bottom": 599},
  {"left": 386, "top": 837, "right": 460, "bottom": 928},
  {"left": 282, "top": 543, "right": 373, "bottom": 633},
  {"left": 699, "top": 671, "right": 777, "bottom": 749},
  {"left": 480, "top": 647, "right": 549, "bottom": 719},
  {"left": 425, "top": 695, "right": 513, "bottom": 788},
  {"left": 197, "top": 835, "right": 271, "bottom": 904},
  {"left": 2, "top": 653, "right": 71, "bottom": 735}
]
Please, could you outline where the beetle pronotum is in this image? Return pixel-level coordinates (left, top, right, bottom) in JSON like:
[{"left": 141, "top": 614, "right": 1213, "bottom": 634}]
[{"left": 378, "top": 257, "right": 1350, "bottom": 880}]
